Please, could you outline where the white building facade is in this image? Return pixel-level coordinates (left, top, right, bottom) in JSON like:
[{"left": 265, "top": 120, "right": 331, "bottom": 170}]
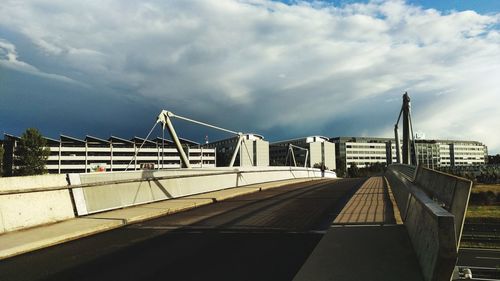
[
  {"left": 2, "top": 134, "right": 216, "bottom": 175},
  {"left": 331, "top": 136, "right": 487, "bottom": 171},
  {"left": 270, "top": 136, "right": 336, "bottom": 170}
]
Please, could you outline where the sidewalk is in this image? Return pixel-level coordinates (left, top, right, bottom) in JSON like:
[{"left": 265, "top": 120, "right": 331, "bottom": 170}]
[
  {"left": 333, "top": 176, "right": 397, "bottom": 224},
  {"left": 0, "top": 178, "right": 318, "bottom": 260},
  {"left": 294, "top": 176, "right": 424, "bottom": 281}
]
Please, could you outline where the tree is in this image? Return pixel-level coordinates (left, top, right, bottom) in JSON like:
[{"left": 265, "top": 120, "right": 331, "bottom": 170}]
[
  {"left": 16, "top": 128, "right": 50, "bottom": 176},
  {"left": 313, "top": 162, "right": 328, "bottom": 170},
  {"left": 348, "top": 162, "right": 360, "bottom": 178},
  {"left": 336, "top": 156, "right": 347, "bottom": 177},
  {"left": 0, "top": 145, "right": 4, "bottom": 176},
  {"left": 488, "top": 154, "right": 500, "bottom": 164}
]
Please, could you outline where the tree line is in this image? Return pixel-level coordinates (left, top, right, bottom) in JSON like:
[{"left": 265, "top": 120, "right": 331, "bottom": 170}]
[{"left": 0, "top": 128, "right": 50, "bottom": 177}]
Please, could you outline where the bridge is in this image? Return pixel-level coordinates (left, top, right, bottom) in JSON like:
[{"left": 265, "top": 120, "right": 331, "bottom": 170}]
[
  {"left": 1, "top": 163, "right": 486, "bottom": 280},
  {"left": 0, "top": 94, "right": 496, "bottom": 281}
]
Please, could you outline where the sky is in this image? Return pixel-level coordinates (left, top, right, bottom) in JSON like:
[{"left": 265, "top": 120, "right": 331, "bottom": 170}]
[{"left": 0, "top": 0, "right": 499, "bottom": 153}]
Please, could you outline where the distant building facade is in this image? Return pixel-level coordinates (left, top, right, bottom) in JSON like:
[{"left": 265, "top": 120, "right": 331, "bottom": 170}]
[
  {"left": 331, "top": 136, "right": 487, "bottom": 170},
  {"left": 206, "top": 134, "right": 269, "bottom": 167},
  {"left": 270, "top": 136, "right": 336, "bottom": 170},
  {"left": 2, "top": 134, "right": 216, "bottom": 175}
]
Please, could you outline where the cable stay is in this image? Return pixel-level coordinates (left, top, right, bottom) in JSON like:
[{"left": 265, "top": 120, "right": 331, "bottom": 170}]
[
  {"left": 284, "top": 144, "right": 309, "bottom": 168},
  {"left": 126, "top": 110, "right": 251, "bottom": 171}
]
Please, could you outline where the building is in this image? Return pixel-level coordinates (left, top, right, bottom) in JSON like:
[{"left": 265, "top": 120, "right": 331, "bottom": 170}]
[
  {"left": 270, "top": 136, "right": 336, "bottom": 170},
  {"left": 206, "top": 134, "right": 269, "bottom": 167},
  {"left": 2, "top": 134, "right": 216, "bottom": 175},
  {"left": 331, "top": 137, "right": 394, "bottom": 170},
  {"left": 415, "top": 140, "right": 487, "bottom": 169},
  {"left": 331, "top": 136, "right": 487, "bottom": 170}
]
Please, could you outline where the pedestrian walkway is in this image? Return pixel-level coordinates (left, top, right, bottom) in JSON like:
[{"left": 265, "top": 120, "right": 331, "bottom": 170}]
[
  {"left": 333, "top": 176, "right": 397, "bottom": 224},
  {"left": 294, "top": 176, "right": 424, "bottom": 281}
]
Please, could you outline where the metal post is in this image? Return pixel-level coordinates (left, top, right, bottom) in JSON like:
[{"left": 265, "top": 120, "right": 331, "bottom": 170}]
[
  {"left": 394, "top": 125, "right": 401, "bottom": 164},
  {"left": 58, "top": 141, "right": 61, "bottom": 174},
  {"left": 163, "top": 115, "right": 191, "bottom": 169},
  {"left": 85, "top": 142, "right": 88, "bottom": 173},
  {"left": 162, "top": 127, "right": 165, "bottom": 169},
  {"left": 285, "top": 146, "right": 290, "bottom": 166},
  {"left": 134, "top": 143, "right": 137, "bottom": 170},
  {"left": 290, "top": 145, "right": 297, "bottom": 167},
  {"left": 201, "top": 147, "right": 204, "bottom": 168},
  {"left": 229, "top": 135, "right": 243, "bottom": 167},
  {"left": 110, "top": 142, "right": 113, "bottom": 172},
  {"left": 409, "top": 113, "right": 418, "bottom": 166},
  {"left": 157, "top": 143, "right": 160, "bottom": 170},
  {"left": 402, "top": 92, "right": 411, "bottom": 165}
]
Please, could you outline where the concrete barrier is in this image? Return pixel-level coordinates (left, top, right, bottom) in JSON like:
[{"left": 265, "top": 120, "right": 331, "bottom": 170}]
[
  {"left": 0, "top": 174, "right": 74, "bottom": 234},
  {"left": 386, "top": 165, "right": 472, "bottom": 281},
  {"left": 404, "top": 186, "right": 457, "bottom": 281},
  {"left": 0, "top": 167, "right": 332, "bottom": 233},
  {"left": 69, "top": 167, "right": 333, "bottom": 215},
  {"left": 414, "top": 166, "right": 472, "bottom": 246},
  {"left": 385, "top": 168, "right": 412, "bottom": 219}
]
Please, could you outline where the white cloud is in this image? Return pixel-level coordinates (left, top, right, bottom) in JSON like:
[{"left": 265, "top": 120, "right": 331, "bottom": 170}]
[
  {"left": 0, "top": 38, "right": 84, "bottom": 84},
  {"left": 0, "top": 0, "right": 499, "bottom": 151}
]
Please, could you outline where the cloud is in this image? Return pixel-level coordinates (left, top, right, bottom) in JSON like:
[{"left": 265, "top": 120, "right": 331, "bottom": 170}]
[
  {"left": 0, "top": 0, "right": 499, "bottom": 152},
  {"left": 0, "top": 38, "right": 84, "bottom": 84}
]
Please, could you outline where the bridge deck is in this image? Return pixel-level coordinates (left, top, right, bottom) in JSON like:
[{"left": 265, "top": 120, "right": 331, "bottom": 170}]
[
  {"left": 0, "top": 178, "right": 361, "bottom": 281},
  {"left": 294, "top": 176, "right": 424, "bottom": 281},
  {"left": 0, "top": 176, "right": 427, "bottom": 281}
]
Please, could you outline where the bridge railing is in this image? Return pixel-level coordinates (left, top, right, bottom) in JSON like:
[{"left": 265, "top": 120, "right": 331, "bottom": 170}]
[
  {"left": 413, "top": 166, "right": 472, "bottom": 247},
  {"left": 388, "top": 163, "right": 417, "bottom": 181},
  {"left": 0, "top": 167, "right": 334, "bottom": 234},
  {"left": 386, "top": 164, "right": 472, "bottom": 281}
]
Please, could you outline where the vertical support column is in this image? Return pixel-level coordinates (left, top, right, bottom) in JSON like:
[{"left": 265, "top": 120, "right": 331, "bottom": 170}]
[
  {"left": 85, "top": 142, "right": 88, "bottom": 173},
  {"left": 58, "top": 141, "right": 62, "bottom": 174},
  {"left": 402, "top": 92, "right": 411, "bottom": 165},
  {"left": 163, "top": 113, "right": 191, "bottom": 169},
  {"left": 229, "top": 135, "right": 244, "bottom": 167},
  {"left": 110, "top": 142, "right": 113, "bottom": 172},
  {"left": 157, "top": 143, "right": 160, "bottom": 170},
  {"left": 201, "top": 147, "right": 204, "bottom": 168},
  {"left": 133, "top": 143, "right": 137, "bottom": 170},
  {"left": 290, "top": 146, "right": 297, "bottom": 167},
  {"left": 395, "top": 126, "right": 401, "bottom": 164}
]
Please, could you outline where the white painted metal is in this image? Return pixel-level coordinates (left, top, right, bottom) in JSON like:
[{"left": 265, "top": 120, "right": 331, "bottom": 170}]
[
  {"left": 157, "top": 110, "right": 245, "bottom": 168},
  {"left": 229, "top": 135, "right": 244, "bottom": 167}
]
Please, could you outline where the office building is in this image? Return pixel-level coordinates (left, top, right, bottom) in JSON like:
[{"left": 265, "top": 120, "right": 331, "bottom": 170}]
[
  {"left": 206, "top": 134, "right": 269, "bottom": 167},
  {"left": 270, "top": 136, "right": 336, "bottom": 170},
  {"left": 331, "top": 136, "right": 487, "bottom": 170}
]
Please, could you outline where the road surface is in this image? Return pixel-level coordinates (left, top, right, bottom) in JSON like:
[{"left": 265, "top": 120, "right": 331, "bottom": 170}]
[{"left": 0, "top": 178, "right": 363, "bottom": 281}]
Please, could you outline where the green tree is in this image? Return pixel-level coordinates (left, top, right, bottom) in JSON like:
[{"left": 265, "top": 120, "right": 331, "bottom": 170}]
[
  {"left": 348, "top": 162, "right": 360, "bottom": 178},
  {"left": 0, "top": 145, "right": 4, "bottom": 176},
  {"left": 313, "top": 162, "right": 328, "bottom": 170},
  {"left": 336, "top": 156, "right": 347, "bottom": 177},
  {"left": 16, "top": 128, "right": 50, "bottom": 176},
  {"left": 488, "top": 154, "right": 500, "bottom": 164}
]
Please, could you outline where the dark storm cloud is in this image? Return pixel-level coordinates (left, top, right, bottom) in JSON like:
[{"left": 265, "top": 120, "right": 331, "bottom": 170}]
[{"left": 0, "top": 0, "right": 499, "bottom": 151}]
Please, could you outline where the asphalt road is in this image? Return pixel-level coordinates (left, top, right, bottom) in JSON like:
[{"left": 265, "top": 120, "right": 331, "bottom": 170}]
[
  {"left": 458, "top": 248, "right": 500, "bottom": 280},
  {"left": 0, "top": 178, "right": 364, "bottom": 281},
  {"left": 459, "top": 248, "right": 500, "bottom": 268}
]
